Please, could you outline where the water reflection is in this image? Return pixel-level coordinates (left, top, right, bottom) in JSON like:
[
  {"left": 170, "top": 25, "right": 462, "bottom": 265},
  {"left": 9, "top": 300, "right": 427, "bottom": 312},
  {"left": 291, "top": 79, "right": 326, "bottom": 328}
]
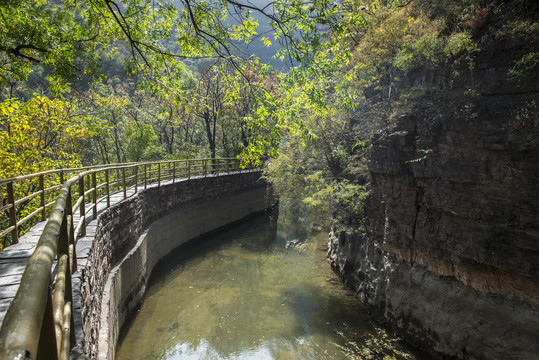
[{"left": 116, "top": 208, "right": 421, "bottom": 360}]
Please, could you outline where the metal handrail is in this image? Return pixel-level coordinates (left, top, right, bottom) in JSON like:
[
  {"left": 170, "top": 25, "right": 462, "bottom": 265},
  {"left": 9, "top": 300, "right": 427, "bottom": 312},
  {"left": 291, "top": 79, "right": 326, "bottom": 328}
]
[
  {"left": 0, "top": 157, "right": 249, "bottom": 359},
  {"left": 0, "top": 158, "right": 243, "bottom": 248}
]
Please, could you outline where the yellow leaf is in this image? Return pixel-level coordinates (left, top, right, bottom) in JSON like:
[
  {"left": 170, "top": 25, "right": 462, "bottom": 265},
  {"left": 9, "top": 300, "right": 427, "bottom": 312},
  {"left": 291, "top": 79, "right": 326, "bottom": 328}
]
[{"left": 261, "top": 36, "right": 272, "bottom": 47}]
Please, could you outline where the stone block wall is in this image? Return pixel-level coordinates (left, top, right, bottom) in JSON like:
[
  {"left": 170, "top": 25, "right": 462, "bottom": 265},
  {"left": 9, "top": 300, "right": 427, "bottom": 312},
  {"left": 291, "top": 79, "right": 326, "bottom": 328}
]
[{"left": 80, "top": 172, "right": 268, "bottom": 359}]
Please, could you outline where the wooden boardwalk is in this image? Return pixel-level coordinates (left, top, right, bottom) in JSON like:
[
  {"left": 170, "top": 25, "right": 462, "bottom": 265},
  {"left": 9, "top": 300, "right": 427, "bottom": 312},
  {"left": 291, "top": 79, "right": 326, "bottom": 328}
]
[{"left": 0, "top": 184, "right": 144, "bottom": 355}]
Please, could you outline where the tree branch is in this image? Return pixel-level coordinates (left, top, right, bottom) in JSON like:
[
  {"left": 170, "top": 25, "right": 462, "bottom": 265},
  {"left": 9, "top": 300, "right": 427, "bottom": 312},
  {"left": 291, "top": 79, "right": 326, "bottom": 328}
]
[
  {"left": 104, "top": 0, "right": 152, "bottom": 68},
  {"left": 2, "top": 45, "right": 48, "bottom": 63}
]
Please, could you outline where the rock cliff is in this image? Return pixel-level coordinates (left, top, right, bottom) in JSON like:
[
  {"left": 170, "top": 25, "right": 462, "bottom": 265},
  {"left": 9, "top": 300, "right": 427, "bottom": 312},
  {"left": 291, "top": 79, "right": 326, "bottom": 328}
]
[{"left": 328, "top": 22, "right": 539, "bottom": 360}]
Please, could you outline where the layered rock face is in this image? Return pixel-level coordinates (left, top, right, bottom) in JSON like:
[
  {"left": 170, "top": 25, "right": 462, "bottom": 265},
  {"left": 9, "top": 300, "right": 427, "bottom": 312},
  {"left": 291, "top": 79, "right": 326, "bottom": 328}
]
[{"left": 328, "top": 33, "right": 539, "bottom": 360}]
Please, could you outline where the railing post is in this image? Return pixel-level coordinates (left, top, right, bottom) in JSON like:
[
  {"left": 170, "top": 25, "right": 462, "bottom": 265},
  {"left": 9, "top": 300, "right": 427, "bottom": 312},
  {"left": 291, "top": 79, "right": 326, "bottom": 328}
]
[
  {"left": 116, "top": 169, "right": 120, "bottom": 193},
  {"left": 203, "top": 159, "right": 207, "bottom": 177},
  {"left": 227, "top": 159, "right": 231, "bottom": 174},
  {"left": 105, "top": 169, "right": 110, "bottom": 208},
  {"left": 188, "top": 160, "right": 191, "bottom": 179},
  {"left": 216, "top": 159, "right": 220, "bottom": 175},
  {"left": 134, "top": 166, "right": 138, "bottom": 194},
  {"left": 54, "top": 206, "right": 75, "bottom": 359},
  {"left": 78, "top": 177, "right": 86, "bottom": 236},
  {"left": 6, "top": 181, "right": 18, "bottom": 245},
  {"left": 86, "top": 174, "right": 91, "bottom": 200},
  {"left": 172, "top": 162, "right": 176, "bottom": 184},
  {"left": 66, "top": 188, "right": 77, "bottom": 272},
  {"left": 37, "top": 291, "right": 59, "bottom": 360},
  {"left": 122, "top": 168, "right": 126, "bottom": 199},
  {"left": 54, "top": 213, "right": 67, "bottom": 355},
  {"left": 60, "top": 170, "right": 65, "bottom": 184},
  {"left": 144, "top": 164, "right": 147, "bottom": 189},
  {"left": 92, "top": 172, "right": 97, "bottom": 220},
  {"left": 39, "top": 174, "right": 46, "bottom": 221},
  {"left": 158, "top": 163, "right": 161, "bottom": 187}
]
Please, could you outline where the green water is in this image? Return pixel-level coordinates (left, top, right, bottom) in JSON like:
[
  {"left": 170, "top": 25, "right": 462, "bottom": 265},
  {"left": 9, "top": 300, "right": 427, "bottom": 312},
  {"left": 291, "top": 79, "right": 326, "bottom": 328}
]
[{"left": 116, "top": 210, "right": 421, "bottom": 360}]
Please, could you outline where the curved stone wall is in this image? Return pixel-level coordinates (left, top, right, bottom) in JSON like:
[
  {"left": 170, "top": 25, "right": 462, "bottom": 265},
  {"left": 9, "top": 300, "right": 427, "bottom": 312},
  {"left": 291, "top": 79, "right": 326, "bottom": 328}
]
[{"left": 79, "top": 172, "right": 269, "bottom": 359}]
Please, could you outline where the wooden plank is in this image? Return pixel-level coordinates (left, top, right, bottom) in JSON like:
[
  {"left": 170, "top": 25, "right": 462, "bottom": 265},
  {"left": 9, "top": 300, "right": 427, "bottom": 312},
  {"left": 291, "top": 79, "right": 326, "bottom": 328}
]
[
  {"left": 0, "top": 244, "right": 35, "bottom": 259},
  {"left": 0, "top": 284, "right": 21, "bottom": 300},
  {"left": 0, "top": 257, "right": 30, "bottom": 276},
  {"left": 0, "top": 274, "right": 23, "bottom": 287},
  {"left": 75, "top": 242, "right": 92, "bottom": 260},
  {"left": 0, "top": 297, "right": 13, "bottom": 324}
]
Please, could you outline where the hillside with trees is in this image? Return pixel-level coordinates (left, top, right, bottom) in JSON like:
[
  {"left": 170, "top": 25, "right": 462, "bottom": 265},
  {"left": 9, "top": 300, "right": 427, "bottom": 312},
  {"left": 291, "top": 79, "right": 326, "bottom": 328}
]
[{"left": 1, "top": 1, "right": 538, "bottom": 358}]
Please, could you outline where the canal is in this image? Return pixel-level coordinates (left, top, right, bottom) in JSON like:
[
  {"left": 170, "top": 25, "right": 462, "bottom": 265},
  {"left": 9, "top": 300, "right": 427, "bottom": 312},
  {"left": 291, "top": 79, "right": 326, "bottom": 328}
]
[{"left": 116, "top": 208, "right": 422, "bottom": 360}]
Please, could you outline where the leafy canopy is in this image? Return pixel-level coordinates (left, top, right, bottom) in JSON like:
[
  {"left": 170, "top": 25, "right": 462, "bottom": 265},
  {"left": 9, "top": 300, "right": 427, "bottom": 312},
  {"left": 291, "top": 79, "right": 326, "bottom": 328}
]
[
  {"left": 0, "top": 0, "right": 342, "bottom": 88},
  {"left": 0, "top": 95, "right": 89, "bottom": 178}
]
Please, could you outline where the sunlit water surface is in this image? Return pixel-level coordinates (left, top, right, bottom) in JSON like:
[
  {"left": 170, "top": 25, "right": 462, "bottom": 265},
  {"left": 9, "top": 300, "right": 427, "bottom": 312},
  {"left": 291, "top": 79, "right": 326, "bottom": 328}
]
[{"left": 116, "top": 210, "right": 422, "bottom": 360}]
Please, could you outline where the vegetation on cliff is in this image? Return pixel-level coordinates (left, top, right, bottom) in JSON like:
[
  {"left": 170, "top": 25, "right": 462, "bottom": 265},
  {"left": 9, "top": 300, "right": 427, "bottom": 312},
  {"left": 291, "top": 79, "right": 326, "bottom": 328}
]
[{"left": 265, "top": 0, "right": 539, "bottom": 229}]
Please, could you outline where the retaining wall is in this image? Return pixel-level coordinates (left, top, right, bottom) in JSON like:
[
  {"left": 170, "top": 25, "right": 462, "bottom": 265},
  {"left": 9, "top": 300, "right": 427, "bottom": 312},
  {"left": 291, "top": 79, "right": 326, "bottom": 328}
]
[{"left": 78, "top": 172, "right": 269, "bottom": 359}]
